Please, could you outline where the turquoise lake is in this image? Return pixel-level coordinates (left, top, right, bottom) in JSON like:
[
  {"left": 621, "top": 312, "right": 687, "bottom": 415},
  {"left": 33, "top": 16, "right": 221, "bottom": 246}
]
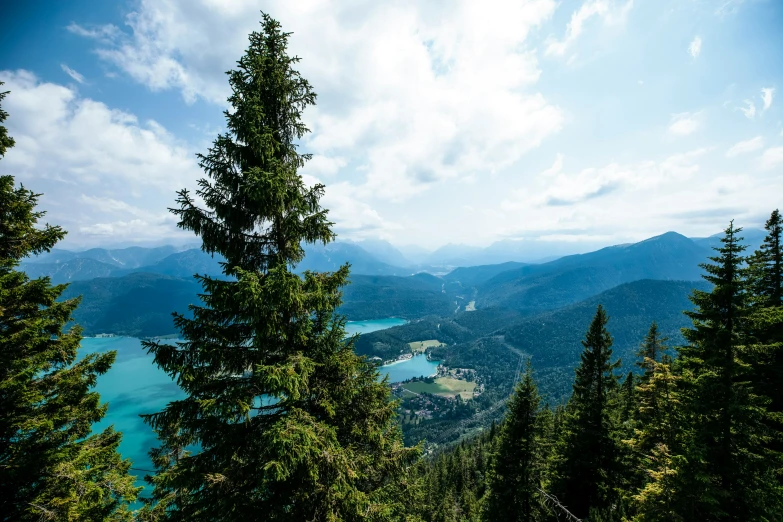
[
  {"left": 80, "top": 317, "right": 437, "bottom": 488},
  {"left": 378, "top": 355, "right": 439, "bottom": 383}
]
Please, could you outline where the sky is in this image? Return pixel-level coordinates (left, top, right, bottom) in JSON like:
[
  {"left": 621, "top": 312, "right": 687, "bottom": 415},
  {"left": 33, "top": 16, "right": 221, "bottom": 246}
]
[{"left": 0, "top": 0, "right": 782, "bottom": 251}]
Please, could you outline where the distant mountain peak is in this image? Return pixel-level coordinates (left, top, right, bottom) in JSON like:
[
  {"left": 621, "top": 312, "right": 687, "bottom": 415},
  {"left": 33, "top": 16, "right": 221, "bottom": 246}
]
[{"left": 642, "top": 231, "right": 690, "bottom": 242}]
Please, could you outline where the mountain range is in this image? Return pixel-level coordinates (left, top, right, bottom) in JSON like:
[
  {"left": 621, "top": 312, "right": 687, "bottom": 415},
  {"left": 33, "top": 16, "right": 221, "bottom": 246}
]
[
  {"left": 27, "top": 227, "right": 766, "bottom": 286},
  {"left": 474, "top": 231, "right": 707, "bottom": 314},
  {"left": 22, "top": 228, "right": 763, "bottom": 344}
]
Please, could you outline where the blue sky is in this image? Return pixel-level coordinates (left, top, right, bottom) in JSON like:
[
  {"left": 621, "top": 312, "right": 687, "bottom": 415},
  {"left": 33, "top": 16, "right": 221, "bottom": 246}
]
[{"left": 1, "top": 0, "right": 781, "bottom": 251}]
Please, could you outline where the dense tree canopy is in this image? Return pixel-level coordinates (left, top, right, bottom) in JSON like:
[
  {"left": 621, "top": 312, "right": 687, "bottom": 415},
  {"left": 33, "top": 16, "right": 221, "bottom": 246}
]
[
  {"left": 416, "top": 219, "right": 783, "bottom": 521},
  {"left": 550, "top": 305, "right": 622, "bottom": 519},
  {"left": 484, "top": 362, "right": 545, "bottom": 522}
]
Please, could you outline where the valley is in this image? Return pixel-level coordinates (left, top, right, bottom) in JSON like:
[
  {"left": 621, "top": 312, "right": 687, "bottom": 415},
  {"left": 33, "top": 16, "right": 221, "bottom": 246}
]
[
  {"left": 35, "top": 229, "right": 733, "bottom": 448},
  {"left": 4, "top": 6, "right": 780, "bottom": 518}
]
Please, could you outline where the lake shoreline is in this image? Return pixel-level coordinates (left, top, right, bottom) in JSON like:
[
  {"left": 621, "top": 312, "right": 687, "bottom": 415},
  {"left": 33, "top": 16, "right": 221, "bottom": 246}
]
[{"left": 78, "top": 317, "right": 429, "bottom": 491}]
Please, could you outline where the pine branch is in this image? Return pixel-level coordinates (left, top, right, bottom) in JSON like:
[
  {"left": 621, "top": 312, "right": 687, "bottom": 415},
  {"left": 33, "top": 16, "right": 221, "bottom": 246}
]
[{"left": 537, "top": 488, "right": 582, "bottom": 522}]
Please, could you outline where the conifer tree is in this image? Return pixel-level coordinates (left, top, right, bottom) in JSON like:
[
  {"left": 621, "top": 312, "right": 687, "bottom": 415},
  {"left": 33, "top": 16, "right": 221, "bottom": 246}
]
[
  {"left": 615, "top": 370, "right": 640, "bottom": 511},
  {"left": 748, "top": 209, "right": 782, "bottom": 309},
  {"left": 674, "top": 222, "right": 782, "bottom": 520},
  {"left": 0, "top": 86, "right": 13, "bottom": 157},
  {"left": 627, "top": 324, "right": 682, "bottom": 521},
  {"left": 484, "top": 361, "right": 544, "bottom": 522},
  {"left": 747, "top": 214, "right": 783, "bottom": 394},
  {"left": 140, "top": 15, "right": 418, "bottom": 521},
  {"left": 745, "top": 209, "right": 783, "bottom": 485},
  {"left": 631, "top": 323, "right": 677, "bottom": 457},
  {"left": 636, "top": 323, "right": 665, "bottom": 381},
  {"left": 550, "top": 305, "right": 621, "bottom": 519},
  {"left": 619, "top": 371, "right": 637, "bottom": 425},
  {"left": 0, "top": 84, "right": 139, "bottom": 521}
]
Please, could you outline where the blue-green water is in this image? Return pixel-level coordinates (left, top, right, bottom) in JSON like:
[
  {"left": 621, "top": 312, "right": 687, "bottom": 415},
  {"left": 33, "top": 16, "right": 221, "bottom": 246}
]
[
  {"left": 80, "top": 337, "right": 182, "bottom": 481},
  {"left": 378, "top": 355, "right": 439, "bottom": 382},
  {"left": 80, "top": 317, "right": 434, "bottom": 487},
  {"left": 344, "top": 317, "right": 407, "bottom": 336}
]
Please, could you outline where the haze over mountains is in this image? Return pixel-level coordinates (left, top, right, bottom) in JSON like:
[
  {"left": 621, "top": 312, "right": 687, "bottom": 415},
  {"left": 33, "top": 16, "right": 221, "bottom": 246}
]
[
  {"left": 30, "top": 228, "right": 763, "bottom": 344},
  {"left": 25, "top": 228, "right": 765, "bottom": 284}
]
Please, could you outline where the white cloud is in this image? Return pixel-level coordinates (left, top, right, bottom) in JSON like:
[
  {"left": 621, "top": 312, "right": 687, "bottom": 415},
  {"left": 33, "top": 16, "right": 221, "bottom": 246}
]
[
  {"left": 79, "top": 218, "right": 177, "bottom": 239},
  {"left": 725, "top": 136, "right": 764, "bottom": 157},
  {"left": 0, "top": 69, "right": 200, "bottom": 245},
  {"left": 42, "top": 0, "right": 778, "bottom": 249},
  {"left": 502, "top": 154, "right": 567, "bottom": 210},
  {"left": 60, "top": 64, "right": 85, "bottom": 84},
  {"left": 688, "top": 36, "right": 702, "bottom": 58},
  {"left": 493, "top": 146, "right": 783, "bottom": 242},
  {"left": 301, "top": 175, "right": 400, "bottom": 240},
  {"left": 541, "top": 154, "right": 564, "bottom": 177},
  {"left": 501, "top": 149, "right": 708, "bottom": 212},
  {"left": 716, "top": 0, "right": 748, "bottom": 16},
  {"left": 79, "top": 194, "right": 166, "bottom": 220},
  {"left": 66, "top": 22, "right": 121, "bottom": 43},
  {"left": 669, "top": 112, "right": 700, "bottom": 135},
  {"left": 761, "top": 87, "right": 775, "bottom": 111},
  {"left": 545, "top": 0, "right": 633, "bottom": 57},
  {"left": 761, "top": 146, "right": 783, "bottom": 170},
  {"left": 739, "top": 99, "right": 756, "bottom": 119},
  {"left": 300, "top": 155, "right": 347, "bottom": 178},
  {"left": 77, "top": 196, "right": 179, "bottom": 240},
  {"left": 73, "top": 0, "right": 565, "bottom": 201},
  {"left": 2, "top": 69, "right": 403, "bottom": 246}
]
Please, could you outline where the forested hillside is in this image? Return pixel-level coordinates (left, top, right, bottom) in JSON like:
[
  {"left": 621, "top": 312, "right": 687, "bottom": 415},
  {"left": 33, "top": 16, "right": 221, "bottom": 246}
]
[
  {"left": 501, "top": 279, "right": 710, "bottom": 399},
  {"left": 21, "top": 257, "right": 118, "bottom": 283},
  {"left": 57, "top": 270, "right": 462, "bottom": 337},
  {"left": 477, "top": 231, "right": 707, "bottom": 313},
  {"left": 414, "top": 215, "right": 783, "bottom": 521},
  {"left": 61, "top": 272, "right": 202, "bottom": 337},
  {"left": 339, "top": 273, "right": 456, "bottom": 320},
  {"left": 379, "top": 278, "right": 709, "bottom": 446},
  {"left": 443, "top": 261, "right": 528, "bottom": 288}
]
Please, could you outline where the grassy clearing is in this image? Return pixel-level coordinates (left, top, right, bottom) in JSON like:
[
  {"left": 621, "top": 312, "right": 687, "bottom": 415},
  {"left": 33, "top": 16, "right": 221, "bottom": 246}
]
[
  {"left": 408, "top": 339, "right": 446, "bottom": 353},
  {"left": 402, "top": 381, "right": 448, "bottom": 395},
  {"left": 400, "top": 388, "right": 419, "bottom": 399},
  {"left": 402, "top": 377, "right": 477, "bottom": 400},
  {"left": 436, "top": 377, "right": 477, "bottom": 399}
]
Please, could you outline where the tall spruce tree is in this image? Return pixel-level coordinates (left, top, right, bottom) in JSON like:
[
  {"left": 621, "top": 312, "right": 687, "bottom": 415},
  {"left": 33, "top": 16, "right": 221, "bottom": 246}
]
[
  {"left": 746, "top": 209, "right": 783, "bottom": 483},
  {"left": 616, "top": 370, "right": 640, "bottom": 510},
  {"left": 619, "top": 371, "right": 637, "bottom": 425},
  {"left": 674, "top": 221, "right": 782, "bottom": 520},
  {"left": 0, "top": 84, "right": 139, "bottom": 521},
  {"left": 636, "top": 324, "right": 665, "bottom": 382},
  {"left": 550, "top": 305, "right": 621, "bottom": 519},
  {"left": 140, "top": 15, "right": 418, "bottom": 521},
  {"left": 631, "top": 323, "right": 677, "bottom": 457},
  {"left": 747, "top": 210, "right": 783, "bottom": 395},
  {"left": 748, "top": 209, "right": 782, "bottom": 309},
  {"left": 627, "top": 323, "right": 682, "bottom": 521},
  {"left": 484, "top": 361, "right": 544, "bottom": 522}
]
